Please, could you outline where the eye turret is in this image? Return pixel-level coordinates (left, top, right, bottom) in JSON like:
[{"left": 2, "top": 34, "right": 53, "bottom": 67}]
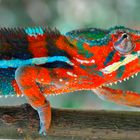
[{"left": 114, "top": 33, "right": 135, "bottom": 55}]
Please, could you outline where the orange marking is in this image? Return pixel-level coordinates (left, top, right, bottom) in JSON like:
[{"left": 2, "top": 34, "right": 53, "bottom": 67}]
[
  {"left": 28, "top": 41, "right": 47, "bottom": 57},
  {"left": 11, "top": 80, "right": 22, "bottom": 95}
]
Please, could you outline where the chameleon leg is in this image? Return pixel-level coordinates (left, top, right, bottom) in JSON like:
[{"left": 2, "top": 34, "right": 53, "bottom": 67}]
[
  {"left": 15, "top": 66, "right": 51, "bottom": 135},
  {"left": 93, "top": 86, "right": 140, "bottom": 107}
]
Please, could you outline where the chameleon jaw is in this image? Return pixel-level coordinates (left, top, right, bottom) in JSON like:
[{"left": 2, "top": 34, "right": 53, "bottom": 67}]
[
  {"left": 99, "top": 51, "right": 140, "bottom": 92},
  {"left": 104, "top": 72, "right": 139, "bottom": 87}
]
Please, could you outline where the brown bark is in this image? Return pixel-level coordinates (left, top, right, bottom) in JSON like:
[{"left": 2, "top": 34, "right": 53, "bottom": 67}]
[{"left": 0, "top": 104, "right": 140, "bottom": 139}]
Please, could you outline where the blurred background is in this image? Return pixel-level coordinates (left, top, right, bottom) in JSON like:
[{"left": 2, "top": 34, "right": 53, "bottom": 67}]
[{"left": 0, "top": 0, "right": 140, "bottom": 111}]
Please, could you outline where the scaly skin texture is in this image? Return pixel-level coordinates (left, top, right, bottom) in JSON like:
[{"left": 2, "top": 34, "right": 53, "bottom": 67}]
[{"left": 0, "top": 26, "right": 140, "bottom": 135}]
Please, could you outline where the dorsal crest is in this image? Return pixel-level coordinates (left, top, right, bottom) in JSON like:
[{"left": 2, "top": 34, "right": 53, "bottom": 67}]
[
  {"left": 0, "top": 26, "right": 60, "bottom": 43},
  {"left": 66, "top": 28, "right": 109, "bottom": 46}
]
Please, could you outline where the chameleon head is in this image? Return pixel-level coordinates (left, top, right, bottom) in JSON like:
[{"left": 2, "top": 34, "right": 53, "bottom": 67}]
[
  {"left": 100, "top": 26, "right": 140, "bottom": 83},
  {"left": 66, "top": 26, "right": 140, "bottom": 85}
]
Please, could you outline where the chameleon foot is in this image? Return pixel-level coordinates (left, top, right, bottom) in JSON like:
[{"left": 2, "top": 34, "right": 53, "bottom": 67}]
[
  {"left": 39, "top": 122, "right": 47, "bottom": 136},
  {"left": 36, "top": 101, "right": 51, "bottom": 136}
]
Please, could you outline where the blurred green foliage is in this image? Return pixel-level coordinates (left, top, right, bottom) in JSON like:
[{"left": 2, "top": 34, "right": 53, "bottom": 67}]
[
  {"left": 0, "top": 0, "right": 140, "bottom": 111},
  {"left": 1, "top": 0, "right": 140, "bottom": 31}
]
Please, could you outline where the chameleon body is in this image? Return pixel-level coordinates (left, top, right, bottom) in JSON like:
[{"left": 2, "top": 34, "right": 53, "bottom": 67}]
[{"left": 0, "top": 26, "right": 140, "bottom": 135}]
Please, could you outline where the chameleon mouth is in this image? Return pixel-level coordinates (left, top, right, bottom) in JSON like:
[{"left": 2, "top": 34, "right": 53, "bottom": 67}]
[
  {"left": 99, "top": 50, "right": 140, "bottom": 94},
  {"left": 103, "top": 72, "right": 140, "bottom": 93}
]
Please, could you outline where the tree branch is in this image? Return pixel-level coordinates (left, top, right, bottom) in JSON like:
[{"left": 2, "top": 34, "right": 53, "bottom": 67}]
[{"left": 0, "top": 104, "right": 140, "bottom": 139}]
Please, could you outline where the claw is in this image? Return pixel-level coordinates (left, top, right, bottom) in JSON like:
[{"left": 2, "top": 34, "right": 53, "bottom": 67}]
[{"left": 39, "top": 122, "right": 47, "bottom": 136}]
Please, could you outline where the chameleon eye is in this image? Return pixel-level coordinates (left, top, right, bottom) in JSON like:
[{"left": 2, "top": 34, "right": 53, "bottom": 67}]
[{"left": 114, "top": 33, "right": 135, "bottom": 55}]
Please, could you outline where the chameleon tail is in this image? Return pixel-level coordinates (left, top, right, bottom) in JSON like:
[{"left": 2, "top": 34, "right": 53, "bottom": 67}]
[
  {"left": 15, "top": 66, "right": 51, "bottom": 135},
  {"left": 93, "top": 86, "right": 140, "bottom": 107}
]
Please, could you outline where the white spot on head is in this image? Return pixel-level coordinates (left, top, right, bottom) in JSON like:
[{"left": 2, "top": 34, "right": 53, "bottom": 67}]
[
  {"left": 67, "top": 71, "right": 77, "bottom": 77},
  {"left": 41, "top": 78, "right": 44, "bottom": 81},
  {"left": 59, "top": 79, "right": 63, "bottom": 82},
  {"left": 74, "top": 58, "right": 95, "bottom": 64}
]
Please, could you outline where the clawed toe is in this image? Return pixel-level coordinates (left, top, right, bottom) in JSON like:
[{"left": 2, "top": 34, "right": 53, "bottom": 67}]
[{"left": 39, "top": 122, "right": 47, "bottom": 136}]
